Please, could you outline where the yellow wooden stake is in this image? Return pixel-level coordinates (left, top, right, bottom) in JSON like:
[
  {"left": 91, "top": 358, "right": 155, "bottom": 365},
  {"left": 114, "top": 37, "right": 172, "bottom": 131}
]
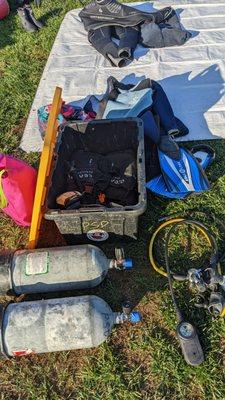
[{"left": 28, "top": 87, "right": 63, "bottom": 249}]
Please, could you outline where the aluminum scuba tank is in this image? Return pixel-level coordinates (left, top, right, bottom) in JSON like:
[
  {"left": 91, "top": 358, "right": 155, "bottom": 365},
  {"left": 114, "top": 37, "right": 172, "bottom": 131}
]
[
  {"left": 0, "top": 296, "right": 141, "bottom": 357},
  {"left": 0, "top": 245, "right": 132, "bottom": 295}
]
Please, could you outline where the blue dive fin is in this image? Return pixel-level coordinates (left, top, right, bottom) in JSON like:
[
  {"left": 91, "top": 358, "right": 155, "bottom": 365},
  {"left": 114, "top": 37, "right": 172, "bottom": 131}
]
[
  {"left": 190, "top": 144, "right": 215, "bottom": 170},
  {"left": 146, "top": 144, "right": 214, "bottom": 199},
  {"left": 157, "top": 136, "right": 210, "bottom": 194}
]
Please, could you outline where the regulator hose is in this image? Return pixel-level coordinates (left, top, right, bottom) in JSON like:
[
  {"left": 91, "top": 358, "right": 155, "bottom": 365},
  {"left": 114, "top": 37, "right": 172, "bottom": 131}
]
[
  {"left": 164, "top": 223, "right": 185, "bottom": 322},
  {"left": 149, "top": 218, "right": 218, "bottom": 280}
]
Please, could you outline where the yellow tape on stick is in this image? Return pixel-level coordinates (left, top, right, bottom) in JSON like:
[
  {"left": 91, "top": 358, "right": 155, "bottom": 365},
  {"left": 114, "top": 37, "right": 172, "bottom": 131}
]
[{"left": 0, "top": 170, "right": 8, "bottom": 209}]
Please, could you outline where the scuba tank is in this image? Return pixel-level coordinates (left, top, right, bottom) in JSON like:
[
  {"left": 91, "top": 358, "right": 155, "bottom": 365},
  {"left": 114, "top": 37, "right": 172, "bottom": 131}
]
[
  {"left": 0, "top": 296, "right": 141, "bottom": 357},
  {"left": 0, "top": 245, "right": 132, "bottom": 295}
]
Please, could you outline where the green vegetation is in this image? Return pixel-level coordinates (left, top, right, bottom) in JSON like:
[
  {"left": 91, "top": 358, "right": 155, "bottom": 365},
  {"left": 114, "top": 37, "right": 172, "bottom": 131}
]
[{"left": 1, "top": 1, "right": 225, "bottom": 399}]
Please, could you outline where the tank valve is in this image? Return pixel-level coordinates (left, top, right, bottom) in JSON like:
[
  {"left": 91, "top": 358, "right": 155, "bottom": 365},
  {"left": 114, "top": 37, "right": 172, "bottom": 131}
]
[
  {"left": 112, "top": 247, "right": 133, "bottom": 270},
  {"left": 114, "top": 301, "right": 141, "bottom": 324}
]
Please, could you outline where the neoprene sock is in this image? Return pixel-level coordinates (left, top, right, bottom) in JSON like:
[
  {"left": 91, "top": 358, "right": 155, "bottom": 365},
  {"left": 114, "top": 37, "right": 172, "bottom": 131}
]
[
  {"left": 24, "top": 4, "right": 43, "bottom": 28},
  {"left": 17, "top": 6, "right": 38, "bottom": 32}
]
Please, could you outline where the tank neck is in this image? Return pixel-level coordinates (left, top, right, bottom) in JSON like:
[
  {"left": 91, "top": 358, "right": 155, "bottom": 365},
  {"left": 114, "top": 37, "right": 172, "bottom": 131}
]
[
  {"left": 114, "top": 311, "right": 141, "bottom": 325},
  {"left": 113, "top": 312, "right": 134, "bottom": 324},
  {"left": 113, "top": 312, "right": 126, "bottom": 324},
  {"left": 109, "top": 258, "right": 133, "bottom": 270},
  {"left": 109, "top": 259, "right": 117, "bottom": 269}
]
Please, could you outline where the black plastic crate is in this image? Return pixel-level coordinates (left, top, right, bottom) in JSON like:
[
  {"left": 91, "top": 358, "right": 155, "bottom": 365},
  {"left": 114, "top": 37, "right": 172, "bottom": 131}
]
[{"left": 45, "top": 118, "right": 146, "bottom": 244}]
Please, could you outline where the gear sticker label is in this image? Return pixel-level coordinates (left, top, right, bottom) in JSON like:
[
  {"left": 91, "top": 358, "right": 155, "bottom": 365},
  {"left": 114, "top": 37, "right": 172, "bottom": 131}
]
[{"left": 87, "top": 230, "right": 109, "bottom": 242}]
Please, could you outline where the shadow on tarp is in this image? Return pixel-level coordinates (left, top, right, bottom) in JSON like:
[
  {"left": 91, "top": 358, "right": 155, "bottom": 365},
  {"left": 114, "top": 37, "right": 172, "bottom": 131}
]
[{"left": 120, "top": 65, "right": 224, "bottom": 140}]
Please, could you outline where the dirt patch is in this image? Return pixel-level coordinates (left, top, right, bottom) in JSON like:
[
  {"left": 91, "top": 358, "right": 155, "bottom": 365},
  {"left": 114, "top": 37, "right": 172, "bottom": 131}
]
[
  {"left": 11, "top": 117, "right": 27, "bottom": 139},
  {"left": 0, "top": 212, "right": 28, "bottom": 250},
  {"left": 37, "top": 219, "right": 66, "bottom": 248},
  {"left": 0, "top": 349, "right": 91, "bottom": 399}
]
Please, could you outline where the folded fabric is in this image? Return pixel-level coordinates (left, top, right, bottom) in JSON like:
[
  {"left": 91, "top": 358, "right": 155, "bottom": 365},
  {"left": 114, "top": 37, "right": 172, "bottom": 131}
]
[
  {"left": 67, "top": 151, "right": 113, "bottom": 193},
  {"left": 141, "top": 22, "right": 164, "bottom": 48},
  {"left": 105, "top": 150, "right": 137, "bottom": 177},
  {"left": 102, "top": 86, "right": 152, "bottom": 119},
  {"left": 97, "top": 76, "right": 188, "bottom": 142},
  {"left": 83, "top": 121, "right": 139, "bottom": 154},
  {"left": 65, "top": 150, "right": 138, "bottom": 206},
  {"left": 140, "top": 9, "right": 191, "bottom": 48},
  {"left": 105, "top": 180, "right": 138, "bottom": 205},
  {"left": 38, "top": 101, "right": 96, "bottom": 138}
]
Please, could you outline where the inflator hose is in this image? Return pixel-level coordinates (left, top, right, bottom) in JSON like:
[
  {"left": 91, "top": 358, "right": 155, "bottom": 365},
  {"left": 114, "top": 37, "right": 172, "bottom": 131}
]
[{"left": 149, "top": 218, "right": 218, "bottom": 279}]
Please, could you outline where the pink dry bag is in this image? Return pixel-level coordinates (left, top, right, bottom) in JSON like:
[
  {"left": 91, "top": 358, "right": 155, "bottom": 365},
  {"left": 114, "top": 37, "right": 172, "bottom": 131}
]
[
  {"left": 0, "top": 0, "right": 9, "bottom": 20},
  {"left": 0, "top": 154, "right": 37, "bottom": 226}
]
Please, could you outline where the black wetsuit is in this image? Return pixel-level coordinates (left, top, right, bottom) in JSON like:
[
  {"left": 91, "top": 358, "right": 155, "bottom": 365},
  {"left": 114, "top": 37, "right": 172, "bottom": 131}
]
[{"left": 79, "top": 1, "right": 191, "bottom": 66}]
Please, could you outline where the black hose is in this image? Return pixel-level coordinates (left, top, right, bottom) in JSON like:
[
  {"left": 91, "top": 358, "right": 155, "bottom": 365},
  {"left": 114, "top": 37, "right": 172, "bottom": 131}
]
[
  {"left": 163, "top": 219, "right": 219, "bottom": 322},
  {"left": 164, "top": 224, "right": 183, "bottom": 323}
]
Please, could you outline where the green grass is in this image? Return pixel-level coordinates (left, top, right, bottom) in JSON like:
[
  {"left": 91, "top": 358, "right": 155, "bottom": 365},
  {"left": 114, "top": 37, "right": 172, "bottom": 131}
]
[{"left": 1, "top": 1, "right": 225, "bottom": 399}]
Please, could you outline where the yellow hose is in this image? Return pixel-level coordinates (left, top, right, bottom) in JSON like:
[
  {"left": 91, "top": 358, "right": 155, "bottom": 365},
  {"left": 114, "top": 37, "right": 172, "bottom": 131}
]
[{"left": 149, "top": 218, "right": 213, "bottom": 277}]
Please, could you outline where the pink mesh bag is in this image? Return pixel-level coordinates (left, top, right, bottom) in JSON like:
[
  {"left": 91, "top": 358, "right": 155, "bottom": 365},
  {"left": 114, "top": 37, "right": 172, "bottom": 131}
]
[{"left": 0, "top": 154, "right": 37, "bottom": 226}]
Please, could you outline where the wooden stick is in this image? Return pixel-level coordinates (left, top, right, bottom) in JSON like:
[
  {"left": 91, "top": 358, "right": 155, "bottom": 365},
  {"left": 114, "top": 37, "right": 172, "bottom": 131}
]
[{"left": 28, "top": 87, "right": 63, "bottom": 249}]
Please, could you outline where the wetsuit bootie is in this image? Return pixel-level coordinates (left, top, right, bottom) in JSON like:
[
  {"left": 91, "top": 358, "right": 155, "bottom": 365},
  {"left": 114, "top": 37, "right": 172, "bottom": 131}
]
[
  {"left": 24, "top": 4, "right": 43, "bottom": 29},
  {"left": 17, "top": 7, "right": 38, "bottom": 32}
]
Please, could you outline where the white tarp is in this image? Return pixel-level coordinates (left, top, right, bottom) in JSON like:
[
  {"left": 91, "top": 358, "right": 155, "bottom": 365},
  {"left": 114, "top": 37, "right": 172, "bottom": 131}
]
[{"left": 20, "top": 0, "right": 225, "bottom": 152}]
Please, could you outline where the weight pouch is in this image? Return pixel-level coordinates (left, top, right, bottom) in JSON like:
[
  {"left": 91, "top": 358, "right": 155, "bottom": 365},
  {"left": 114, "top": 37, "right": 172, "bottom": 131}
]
[{"left": 0, "top": 154, "right": 37, "bottom": 226}]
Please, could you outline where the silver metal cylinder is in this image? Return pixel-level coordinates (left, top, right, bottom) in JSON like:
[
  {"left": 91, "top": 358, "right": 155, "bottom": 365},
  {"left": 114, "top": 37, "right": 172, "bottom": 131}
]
[
  {"left": 2, "top": 295, "right": 116, "bottom": 356},
  {"left": 0, "top": 245, "right": 112, "bottom": 295}
]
